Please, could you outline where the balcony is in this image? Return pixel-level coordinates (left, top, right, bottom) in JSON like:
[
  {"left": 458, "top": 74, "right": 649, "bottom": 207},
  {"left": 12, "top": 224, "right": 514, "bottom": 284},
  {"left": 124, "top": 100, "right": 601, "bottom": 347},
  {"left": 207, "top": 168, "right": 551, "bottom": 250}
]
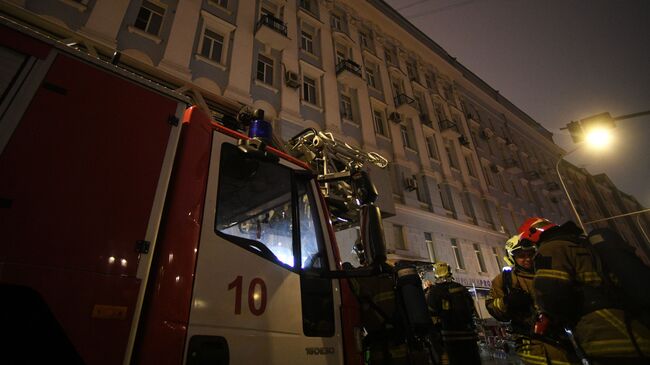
[
  {"left": 526, "top": 171, "right": 544, "bottom": 185},
  {"left": 255, "top": 15, "right": 290, "bottom": 50},
  {"left": 466, "top": 113, "right": 480, "bottom": 127},
  {"left": 505, "top": 137, "right": 518, "bottom": 151},
  {"left": 394, "top": 93, "right": 418, "bottom": 114},
  {"left": 504, "top": 158, "right": 522, "bottom": 174},
  {"left": 439, "top": 119, "right": 460, "bottom": 137},
  {"left": 335, "top": 59, "right": 363, "bottom": 86},
  {"left": 545, "top": 181, "right": 563, "bottom": 196},
  {"left": 419, "top": 113, "right": 433, "bottom": 128}
]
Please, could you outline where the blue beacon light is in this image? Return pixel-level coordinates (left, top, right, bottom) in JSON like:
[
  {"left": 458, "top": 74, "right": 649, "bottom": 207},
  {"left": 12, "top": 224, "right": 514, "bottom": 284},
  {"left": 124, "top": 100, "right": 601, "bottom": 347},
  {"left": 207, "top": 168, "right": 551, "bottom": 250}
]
[{"left": 248, "top": 109, "right": 272, "bottom": 144}]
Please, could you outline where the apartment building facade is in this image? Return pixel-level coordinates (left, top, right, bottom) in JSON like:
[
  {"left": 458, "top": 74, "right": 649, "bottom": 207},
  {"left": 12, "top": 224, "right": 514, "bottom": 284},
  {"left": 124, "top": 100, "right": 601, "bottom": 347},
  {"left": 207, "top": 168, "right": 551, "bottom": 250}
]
[{"left": 2, "top": 0, "right": 646, "bottom": 317}]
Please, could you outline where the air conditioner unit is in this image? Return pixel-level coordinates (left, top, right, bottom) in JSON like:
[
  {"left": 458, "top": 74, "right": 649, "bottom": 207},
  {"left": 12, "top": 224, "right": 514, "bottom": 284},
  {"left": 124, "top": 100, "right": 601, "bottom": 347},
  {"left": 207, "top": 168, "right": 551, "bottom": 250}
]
[
  {"left": 404, "top": 175, "right": 418, "bottom": 191},
  {"left": 490, "top": 164, "right": 499, "bottom": 173},
  {"left": 389, "top": 112, "right": 402, "bottom": 123},
  {"left": 480, "top": 130, "right": 491, "bottom": 140},
  {"left": 285, "top": 71, "right": 301, "bottom": 89}
]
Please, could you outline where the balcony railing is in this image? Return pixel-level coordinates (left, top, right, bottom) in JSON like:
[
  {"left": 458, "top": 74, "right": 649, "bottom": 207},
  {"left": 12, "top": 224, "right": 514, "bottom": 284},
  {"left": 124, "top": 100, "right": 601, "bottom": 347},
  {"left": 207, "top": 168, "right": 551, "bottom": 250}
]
[
  {"left": 419, "top": 113, "right": 433, "bottom": 127},
  {"left": 394, "top": 93, "right": 416, "bottom": 107},
  {"left": 335, "top": 59, "right": 362, "bottom": 77},
  {"left": 546, "top": 182, "right": 561, "bottom": 191},
  {"left": 255, "top": 14, "right": 287, "bottom": 37},
  {"left": 526, "top": 171, "right": 544, "bottom": 185},
  {"left": 439, "top": 119, "right": 459, "bottom": 132},
  {"left": 504, "top": 158, "right": 522, "bottom": 174}
]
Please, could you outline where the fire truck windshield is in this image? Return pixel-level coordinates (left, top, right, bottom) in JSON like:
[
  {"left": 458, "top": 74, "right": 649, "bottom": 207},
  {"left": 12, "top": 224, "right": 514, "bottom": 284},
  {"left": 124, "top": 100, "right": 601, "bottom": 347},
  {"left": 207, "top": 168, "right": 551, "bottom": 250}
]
[{"left": 215, "top": 143, "right": 326, "bottom": 271}]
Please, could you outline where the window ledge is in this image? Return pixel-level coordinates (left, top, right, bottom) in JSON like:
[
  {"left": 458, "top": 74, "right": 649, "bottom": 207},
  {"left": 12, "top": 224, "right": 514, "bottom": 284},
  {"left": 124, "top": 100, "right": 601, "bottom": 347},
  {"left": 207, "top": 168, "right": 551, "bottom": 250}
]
[
  {"left": 429, "top": 157, "right": 440, "bottom": 163},
  {"left": 59, "top": 0, "right": 87, "bottom": 12},
  {"left": 301, "top": 100, "right": 323, "bottom": 112},
  {"left": 300, "top": 49, "right": 320, "bottom": 61},
  {"left": 254, "top": 79, "right": 279, "bottom": 94},
  {"left": 405, "top": 147, "right": 417, "bottom": 153},
  {"left": 376, "top": 134, "right": 391, "bottom": 141},
  {"left": 194, "top": 54, "right": 227, "bottom": 71},
  {"left": 127, "top": 25, "right": 162, "bottom": 44},
  {"left": 342, "top": 118, "right": 359, "bottom": 127}
]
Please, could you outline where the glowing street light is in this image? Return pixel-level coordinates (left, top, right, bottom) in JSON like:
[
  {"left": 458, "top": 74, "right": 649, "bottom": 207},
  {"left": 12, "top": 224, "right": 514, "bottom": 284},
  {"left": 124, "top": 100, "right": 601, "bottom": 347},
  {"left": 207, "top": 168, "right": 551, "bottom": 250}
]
[{"left": 557, "top": 109, "right": 650, "bottom": 232}]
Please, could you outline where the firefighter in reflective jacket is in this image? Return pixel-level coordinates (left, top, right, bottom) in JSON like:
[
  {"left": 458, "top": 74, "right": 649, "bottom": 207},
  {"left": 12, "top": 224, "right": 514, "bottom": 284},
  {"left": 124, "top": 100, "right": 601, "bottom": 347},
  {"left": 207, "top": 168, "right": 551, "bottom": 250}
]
[
  {"left": 346, "top": 262, "right": 410, "bottom": 365},
  {"left": 486, "top": 234, "right": 579, "bottom": 365},
  {"left": 426, "top": 262, "right": 481, "bottom": 365},
  {"left": 520, "top": 217, "right": 650, "bottom": 365}
]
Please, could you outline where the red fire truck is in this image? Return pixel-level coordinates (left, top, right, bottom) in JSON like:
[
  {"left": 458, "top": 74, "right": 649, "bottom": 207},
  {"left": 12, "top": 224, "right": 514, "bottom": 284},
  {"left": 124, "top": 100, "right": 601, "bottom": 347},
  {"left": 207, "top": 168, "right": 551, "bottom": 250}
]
[{"left": 0, "top": 14, "right": 436, "bottom": 365}]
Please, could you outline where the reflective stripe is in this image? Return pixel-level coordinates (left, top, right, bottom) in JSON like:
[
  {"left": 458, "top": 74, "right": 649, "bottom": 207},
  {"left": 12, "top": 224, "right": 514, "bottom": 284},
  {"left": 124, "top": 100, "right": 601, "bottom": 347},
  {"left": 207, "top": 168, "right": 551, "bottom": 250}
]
[
  {"left": 373, "top": 291, "right": 394, "bottom": 303},
  {"left": 596, "top": 309, "right": 628, "bottom": 336},
  {"left": 582, "top": 339, "right": 650, "bottom": 356},
  {"left": 494, "top": 297, "right": 505, "bottom": 311},
  {"left": 518, "top": 353, "right": 547, "bottom": 365},
  {"left": 576, "top": 271, "right": 602, "bottom": 284},
  {"left": 449, "top": 286, "right": 465, "bottom": 294},
  {"left": 536, "top": 269, "right": 570, "bottom": 281}
]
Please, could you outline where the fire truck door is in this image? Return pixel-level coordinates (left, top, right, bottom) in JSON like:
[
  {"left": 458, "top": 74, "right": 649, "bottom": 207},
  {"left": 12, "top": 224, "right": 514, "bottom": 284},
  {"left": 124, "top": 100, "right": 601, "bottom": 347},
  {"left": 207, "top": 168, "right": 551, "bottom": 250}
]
[{"left": 185, "top": 132, "right": 344, "bottom": 364}]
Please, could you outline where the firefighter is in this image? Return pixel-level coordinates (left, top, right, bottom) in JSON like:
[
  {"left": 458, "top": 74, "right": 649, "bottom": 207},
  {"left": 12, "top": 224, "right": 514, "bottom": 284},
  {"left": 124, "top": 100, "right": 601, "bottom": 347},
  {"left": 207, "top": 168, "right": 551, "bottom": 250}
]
[
  {"left": 520, "top": 217, "right": 650, "bottom": 365},
  {"left": 486, "top": 234, "right": 579, "bottom": 365},
  {"left": 345, "top": 262, "right": 410, "bottom": 365},
  {"left": 426, "top": 261, "right": 482, "bottom": 365}
]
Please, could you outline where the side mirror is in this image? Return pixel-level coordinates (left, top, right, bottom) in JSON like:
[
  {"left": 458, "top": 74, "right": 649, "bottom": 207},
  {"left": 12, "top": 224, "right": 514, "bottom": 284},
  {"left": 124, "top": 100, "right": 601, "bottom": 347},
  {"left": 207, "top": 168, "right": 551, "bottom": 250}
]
[{"left": 361, "top": 204, "right": 387, "bottom": 266}]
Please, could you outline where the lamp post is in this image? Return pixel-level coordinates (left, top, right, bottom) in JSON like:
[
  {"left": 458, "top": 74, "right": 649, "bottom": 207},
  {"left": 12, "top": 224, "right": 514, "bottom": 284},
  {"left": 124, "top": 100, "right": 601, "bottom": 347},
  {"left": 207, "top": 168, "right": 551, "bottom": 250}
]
[{"left": 555, "top": 146, "right": 586, "bottom": 232}]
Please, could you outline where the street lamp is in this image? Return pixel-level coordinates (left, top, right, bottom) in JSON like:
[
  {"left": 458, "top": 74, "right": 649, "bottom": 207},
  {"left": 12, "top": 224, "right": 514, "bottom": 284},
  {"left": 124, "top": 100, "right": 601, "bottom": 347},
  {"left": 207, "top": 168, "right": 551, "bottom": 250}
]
[{"left": 557, "top": 109, "right": 650, "bottom": 232}]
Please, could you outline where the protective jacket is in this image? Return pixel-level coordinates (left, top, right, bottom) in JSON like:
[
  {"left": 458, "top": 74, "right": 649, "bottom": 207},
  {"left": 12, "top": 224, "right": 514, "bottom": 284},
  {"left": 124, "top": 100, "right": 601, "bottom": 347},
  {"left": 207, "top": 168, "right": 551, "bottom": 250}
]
[
  {"left": 426, "top": 280, "right": 480, "bottom": 365},
  {"left": 486, "top": 268, "right": 578, "bottom": 365},
  {"left": 533, "top": 222, "right": 650, "bottom": 360}
]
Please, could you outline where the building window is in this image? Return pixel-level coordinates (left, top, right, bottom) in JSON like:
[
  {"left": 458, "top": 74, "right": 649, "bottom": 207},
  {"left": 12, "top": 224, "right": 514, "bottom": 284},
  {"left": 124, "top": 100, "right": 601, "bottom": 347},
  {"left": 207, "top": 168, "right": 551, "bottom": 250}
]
[
  {"left": 438, "top": 184, "right": 453, "bottom": 211},
  {"left": 460, "top": 192, "right": 474, "bottom": 218},
  {"left": 200, "top": 29, "right": 224, "bottom": 63},
  {"left": 300, "top": 30, "right": 314, "bottom": 54},
  {"left": 400, "top": 125, "right": 413, "bottom": 149},
  {"left": 340, "top": 94, "right": 353, "bottom": 120},
  {"left": 492, "top": 247, "right": 502, "bottom": 269},
  {"left": 406, "top": 61, "right": 418, "bottom": 82},
  {"left": 393, "top": 224, "right": 406, "bottom": 250},
  {"left": 511, "top": 180, "right": 521, "bottom": 198},
  {"left": 373, "top": 110, "right": 387, "bottom": 136},
  {"left": 426, "top": 136, "right": 439, "bottom": 160},
  {"left": 465, "top": 155, "right": 476, "bottom": 177},
  {"left": 445, "top": 140, "right": 458, "bottom": 169},
  {"left": 425, "top": 232, "right": 436, "bottom": 262},
  {"left": 425, "top": 72, "right": 436, "bottom": 89},
  {"left": 482, "top": 199, "right": 494, "bottom": 226},
  {"left": 299, "top": 0, "right": 313, "bottom": 12},
  {"left": 451, "top": 238, "right": 465, "bottom": 270},
  {"left": 384, "top": 49, "right": 393, "bottom": 64},
  {"left": 434, "top": 103, "right": 445, "bottom": 122},
  {"left": 498, "top": 173, "right": 508, "bottom": 192},
  {"left": 135, "top": 1, "right": 165, "bottom": 36},
  {"left": 474, "top": 243, "right": 487, "bottom": 273},
  {"left": 359, "top": 31, "right": 369, "bottom": 49},
  {"left": 256, "top": 54, "right": 274, "bottom": 85},
  {"left": 483, "top": 165, "right": 494, "bottom": 186},
  {"left": 210, "top": 0, "right": 228, "bottom": 8},
  {"left": 303, "top": 76, "right": 318, "bottom": 105},
  {"left": 366, "top": 63, "right": 377, "bottom": 89},
  {"left": 331, "top": 13, "right": 342, "bottom": 31}
]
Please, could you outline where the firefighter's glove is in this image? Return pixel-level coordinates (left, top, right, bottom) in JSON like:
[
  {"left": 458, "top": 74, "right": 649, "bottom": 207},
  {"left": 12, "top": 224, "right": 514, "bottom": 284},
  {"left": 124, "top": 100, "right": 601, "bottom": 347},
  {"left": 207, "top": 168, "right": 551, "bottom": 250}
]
[{"left": 504, "top": 289, "right": 532, "bottom": 312}]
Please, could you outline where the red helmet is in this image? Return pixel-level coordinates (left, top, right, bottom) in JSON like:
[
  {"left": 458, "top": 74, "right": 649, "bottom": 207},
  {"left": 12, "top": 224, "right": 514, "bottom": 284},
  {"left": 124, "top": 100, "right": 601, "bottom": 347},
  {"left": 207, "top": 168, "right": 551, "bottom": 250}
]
[{"left": 518, "top": 217, "right": 557, "bottom": 245}]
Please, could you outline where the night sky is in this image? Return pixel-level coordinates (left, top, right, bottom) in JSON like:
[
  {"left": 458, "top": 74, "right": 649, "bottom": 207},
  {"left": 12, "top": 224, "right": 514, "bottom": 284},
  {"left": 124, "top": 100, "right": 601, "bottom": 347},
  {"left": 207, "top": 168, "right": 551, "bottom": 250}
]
[{"left": 385, "top": 0, "right": 650, "bottom": 207}]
